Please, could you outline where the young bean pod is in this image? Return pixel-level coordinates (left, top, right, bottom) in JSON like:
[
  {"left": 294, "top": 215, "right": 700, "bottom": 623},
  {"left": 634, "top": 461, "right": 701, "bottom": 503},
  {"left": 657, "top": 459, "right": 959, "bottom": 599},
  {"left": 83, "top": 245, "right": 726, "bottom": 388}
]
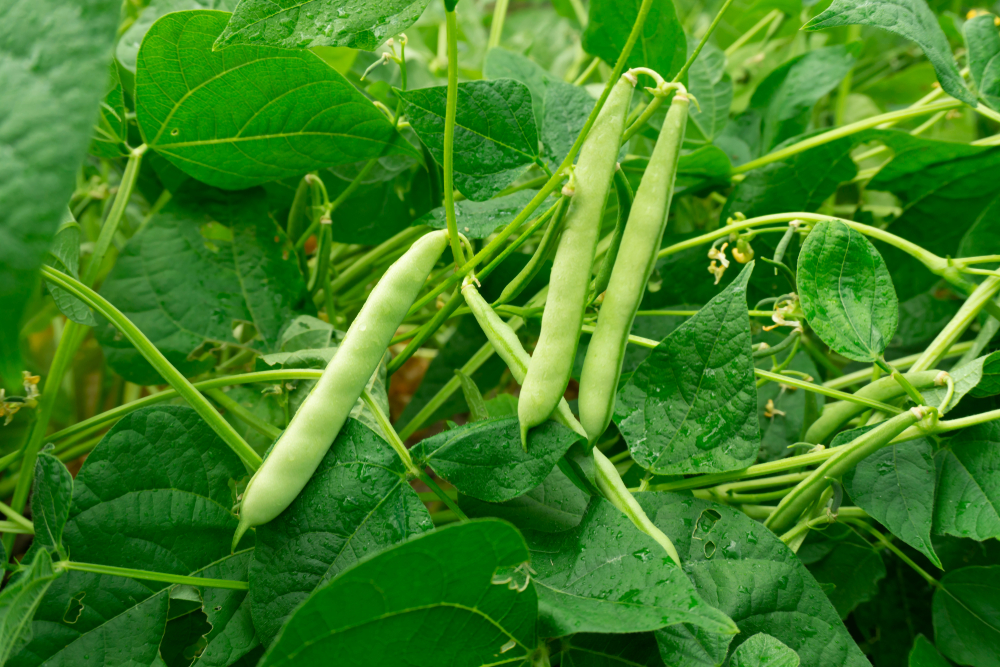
[
  {"left": 518, "top": 74, "right": 636, "bottom": 447},
  {"left": 462, "top": 280, "right": 587, "bottom": 443},
  {"left": 579, "top": 87, "right": 690, "bottom": 443},
  {"left": 233, "top": 230, "right": 450, "bottom": 547},
  {"left": 494, "top": 195, "right": 569, "bottom": 307}
]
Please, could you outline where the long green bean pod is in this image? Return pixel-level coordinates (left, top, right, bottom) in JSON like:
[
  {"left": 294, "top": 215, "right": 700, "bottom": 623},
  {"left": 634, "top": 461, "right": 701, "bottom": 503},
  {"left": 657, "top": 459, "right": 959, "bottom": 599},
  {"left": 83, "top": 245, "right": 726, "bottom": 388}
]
[
  {"left": 518, "top": 74, "right": 636, "bottom": 447},
  {"left": 579, "top": 87, "right": 689, "bottom": 442},
  {"left": 494, "top": 195, "right": 569, "bottom": 306},
  {"left": 233, "top": 230, "right": 449, "bottom": 547},
  {"left": 462, "top": 281, "right": 587, "bottom": 443}
]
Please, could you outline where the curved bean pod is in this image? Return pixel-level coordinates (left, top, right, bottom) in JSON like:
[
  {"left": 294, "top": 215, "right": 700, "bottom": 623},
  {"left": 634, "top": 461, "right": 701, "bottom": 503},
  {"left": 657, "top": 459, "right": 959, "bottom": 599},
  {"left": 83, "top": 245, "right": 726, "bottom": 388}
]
[
  {"left": 233, "top": 230, "right": 449, "bottom": 547},
  {"left": 579, "top": 89, "right": 689, "bottom": 442},
  {"left": 518, "top": 74, "right": 636, "bottom": 447}
]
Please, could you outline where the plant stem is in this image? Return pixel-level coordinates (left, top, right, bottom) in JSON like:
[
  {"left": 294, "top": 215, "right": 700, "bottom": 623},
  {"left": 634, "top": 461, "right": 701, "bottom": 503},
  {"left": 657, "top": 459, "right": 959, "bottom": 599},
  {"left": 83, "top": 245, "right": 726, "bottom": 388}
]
[
  {"left": 58, "top": 561, "right": 249, "bottom": 590},
  {"left": 724, "top": 9, "right": 780, "bottom": 56},
  {"left": 0, "top": 500, "right": 34, "bottom": 532},
  {"left": 673, "top": 0, "right": 736, "bottom": 83},
  {"left": 389, "top": 291, "right": 464, "bottom": 374},
  {"left": 714, "top": 471, "right": 812, "bottom": 495},
  {"left": 909, "top": 276, "right": 1000, "bottom": 372},
  {"left": 593, "top": 447, "right": 681, "bottom": 566},
  {"left": 847, "top": 520, "right": 941, "bottom": 585},
  {"left": 731, "top": 99, "right": 962, "bottom": 175},
  {"left": 833, "top": 25, "right": 862, "bottom": 127},
  {"left": 876, "top": 357, "right": 926, "bottom": 406},
  {"left": 83, "top": 144, "right": 146, "bottom": 285},
  {"left": 487, "top": 0, "right": 509, "bottom": 48},
  {"left": 361, "top": 389, "right": 467, "bottom": 520},
  {"left": 327, "top": 226, "right": 428, "bottom": 295},
  {"left": 205, "top": 388, "right": 282, "bottom": 441},
  {"left": 0, "top": 521, "right": 32, "bottom": 535},
  {"left": 825, "top": 342, "right": 972, "bottom": 390},
  {"left": 41, "top": 266, "right": 261, "bottom": 471},
  {"left": 443, "top": 10, "right": 465, "bottom": 267}
]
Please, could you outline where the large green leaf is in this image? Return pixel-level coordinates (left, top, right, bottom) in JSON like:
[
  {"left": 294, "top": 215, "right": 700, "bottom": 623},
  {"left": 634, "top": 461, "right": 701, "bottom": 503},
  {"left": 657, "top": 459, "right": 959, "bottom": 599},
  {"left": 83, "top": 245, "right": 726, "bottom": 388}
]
[
  {"left": 116, "top": 0, "right": 237, "bottom": 73},
  {"left": 909, "top": 635, "right": 950, "bottom": 667},
  {"left": 933, "top": 422, "right": 1000, "bottom": 541},
  {"left": 0, "top": 0, "right": 120, "bottom": 384},
  {"left": 482, "top": 48, "right": 595, "bottom": 168},
  {"left": 397, "top": 79, "right": 541, "bottom": 201},
  {"left": 843, "top": 439, "right": 940, "bottom": 567},
  {"left": 803, "top": 0, "right": 975, "bottom": 106},
  {"left": 797, "top": 219, "right": 898, "bottom": 362},
  {"left": 730, "top": 634, "right": 800, "bottom": 667},
  {"left": 526, "top": 498, "right": 738, "bottom": 638},
  {"left": 461, "top": 465, "right": 590, "bottom": 534},
  {"left": 250, "top": 419, "right": 432, "bottom": 647},
  {"left": 583, "top": 0, "right": 686, "bottom": 81},
  {"left": 964, "top": 14, "right": 1000, "bottom": 111},
  {"left": 853, "top": 556, "right": 935, "bottom": 667},
  {"left": 215, "top": 0, "right": 430, "bottom": 50},
  {"left": 655, "top": 622, "right": 732, "bottom": 667},
  {"left": 30, "top": 452, "right": 73, "bottom": 555},
  {"left": 685, "top": 40, "right": 732, "bottom": 142},
  {"left": 196, "top": 551, "right": 260, "bottom": 666},
  {"left": 933, "top": 565, "right": 1000, "bottom": 667},
  {"left": 637, "top": 493, "right": 870, "bottom": 667},
  {"left": 259, "top": 521, "right": 537, "bottom": 667},
  {"left": 971, "top": 350, "right": 1000, "bottom": 398},
  {"left": 11, "top": 405, "right": 249, "bottom": 666},
  {"left": 413, "top": 190, "right": 538, "bottom": 239},
  {"left": 560, "top": 633, "right": 665, "bottom": 666},
  {"left": 798, "top": 524, "right": 886, "bottom": 619},
  {"left": 0, "top": 550, "right": 62, "bottom": 666},
  {"left": 96, "top": 185, "right": 304, "bottom": 385},
  {"left": 614, "top": 263, "right": 759, "bottom": 475},
  {"left": 135, "top": 10, "right": 413, "bottom": 190},
  {"left": 412, "top": 417, "right": 583, "bottom": 503}
]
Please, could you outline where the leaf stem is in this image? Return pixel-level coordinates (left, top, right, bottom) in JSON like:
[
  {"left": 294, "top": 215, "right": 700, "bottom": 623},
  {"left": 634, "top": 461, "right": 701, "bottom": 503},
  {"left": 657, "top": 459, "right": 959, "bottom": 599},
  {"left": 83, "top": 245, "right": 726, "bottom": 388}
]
[
  {"left": 40, "top": 265, "right": 261, "bottom": 471},
  {"left": 57, "top": 561, "right": 249, "bottom": 590},
  {"left": 909, "top": 276, "right": 1000, "bottom": 373},
  {"left": 83, "top": 144, "right": 146, "bottom": 285},
  {"left": 876, "top": 357, "right": 926, "bottom": 406},
  {"left": 846, "top": 519, "right": 940, "bottom": 586},
  {"left": 487, "top": 0, "right": 509, "bottom": 48},
  {"left": 0, "top": 500, "right": 34, "bottom": 532},
  {"left": 673, "top": 0, "right": 737, "bottom": 83},
  {"left": 724, "top": 9, "right": 781, "bottom": 56},
  {"left": 824, "top": 342, "right": 973, "bottom": 390},
  {"left": 205, "top": 388, "right": 282, "bottom": 441}
]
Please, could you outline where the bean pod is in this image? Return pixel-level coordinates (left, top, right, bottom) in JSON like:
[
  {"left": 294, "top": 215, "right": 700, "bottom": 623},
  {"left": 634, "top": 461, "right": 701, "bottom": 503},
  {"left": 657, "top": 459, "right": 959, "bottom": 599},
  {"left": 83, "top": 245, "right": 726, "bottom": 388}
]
[
  {"left": 579, "top": 88, "right": 690, "bottom": 442},
  {"left": 233, "top": 230, "right": 449, "bottom": 547},
  {"left": 518, "top": 74, "right": 635, "bottom": 447}
]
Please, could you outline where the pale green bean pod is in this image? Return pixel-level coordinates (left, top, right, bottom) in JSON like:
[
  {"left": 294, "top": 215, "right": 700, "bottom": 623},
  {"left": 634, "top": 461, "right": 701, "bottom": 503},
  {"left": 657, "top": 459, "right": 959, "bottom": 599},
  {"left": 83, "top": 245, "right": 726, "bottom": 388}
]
[
  {"left": 518, "top": 74, "right": 636, "bottom": 447},
  {"left": 233, "top": 230, "right": 449, "bottom": 548},
  {"left": 462, "top": 280, "right": 587, "bottom": 443},
  {"left": 579, "top": 87, "right": 690, "bottom": 442}
]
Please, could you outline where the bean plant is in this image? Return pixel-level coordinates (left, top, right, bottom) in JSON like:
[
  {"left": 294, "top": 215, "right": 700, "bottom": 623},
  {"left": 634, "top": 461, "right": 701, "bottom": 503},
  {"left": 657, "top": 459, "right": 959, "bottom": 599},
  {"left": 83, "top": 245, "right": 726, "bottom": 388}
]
[{"left": 2, "top": 0, "right": 1000, "bottom": 665}]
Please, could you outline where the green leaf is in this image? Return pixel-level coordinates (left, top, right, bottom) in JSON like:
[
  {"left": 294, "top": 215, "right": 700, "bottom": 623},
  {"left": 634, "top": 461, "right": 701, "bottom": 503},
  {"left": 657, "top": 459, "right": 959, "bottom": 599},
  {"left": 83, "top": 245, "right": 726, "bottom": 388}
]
[
  {"left": 797, "top": 219, "right": 898, "bottom": 362},
  {"left": 971, "top": 350, "right": 1000, "bottom": 398},
  {"left": 397, "top": 79, "right": 541, "bottom": 201},
  {"left": 0, "top": 0, "right": 120, "bottom": 383},
  {"left": 798, "top": 524, "right": 887, "bottom": 619},
  {"left": 259, "top": 520, "right": 537, "bottom": 666},
  {"left": 31, "top": 452, "right": 74, "bottom": 555},
  {"left": 933, "top": 565, "right": 1000, "bottom": 667},
  {"left": 413, "top": 190, "right": 538, "bottom": 239},
  {"left": 525, "top": 498, "right": 738, "bottom": 637},
  {"left": 853, "top": 556, "right": 935, "bottom": 667},
  {"left": 964, "top": 14, "right": 1000, "bottom": 111},
  {"left": 934, "top": 422, "right": 1000, "bottom": 541},
  {"left": 614, "top": 263, "right": 760, "bottom": 475},
  {"left": 636, "top": 493, "right": 870, "bottom": 667},
  {"left": 482, "top": 48, "right": 594, "bottom": 168},
  {"left": 560, "top": 633, "right": 666, "bottom": 666},
  {"left": 411, "top": 417, "right": 583, "bottom": 502},
  {"left": 116, "top": 0, "right": 237, "bottom": 73},
  {"left": 456, "top": 371, "right": 490, "bottom": 421},
  {"left": 135, "top": 10, "right": 414, "bottom": 190},
  {"left": 196, "top": 551, "right": 260, "bottom": 667},
  {"left": 583, "top": 0, "right": 686, "bottom": 81},
  {"left": 730, "top": 633, "right": 800, "bottom": 667},
  {"left": 655, "top": 622, "right": 732, "bottom": 667},
  {"left": 909, "top": 635, "right": 951, "bottom": 667},
  {"left": 921, "top": 355, "right": 987, "bottom": 413},
  {"left": 250, "top": 419, "right": 432, "bottom": 647},
  {"left": 685, "top": 40, "right": 732, "bottom": 142},
  {"left": 11, "top": 405, "right": 247, "bottom": 665},
  {"left": 843, "top": 438, "right": 941, "bottom": 568},
  {"left": 43, "top": 218, "right": 97, "bottom": 327},
  {"left": 89, "top": 67, "right": 128, "bottom": 158},
  {"left": 803, "top": 0, "right": 975, "bottom": 106},
  {"left": 0, "top": 550, "right": 62, "bottom": 666},
  {"left": 215, "top": 0, "right": 430, "bottom": 50},
  {"left": 460, "top": 465, "right": 590, "bottom": 533},
  {"left": 96, "top": 185, "right": 304, "bottom": 385}
]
